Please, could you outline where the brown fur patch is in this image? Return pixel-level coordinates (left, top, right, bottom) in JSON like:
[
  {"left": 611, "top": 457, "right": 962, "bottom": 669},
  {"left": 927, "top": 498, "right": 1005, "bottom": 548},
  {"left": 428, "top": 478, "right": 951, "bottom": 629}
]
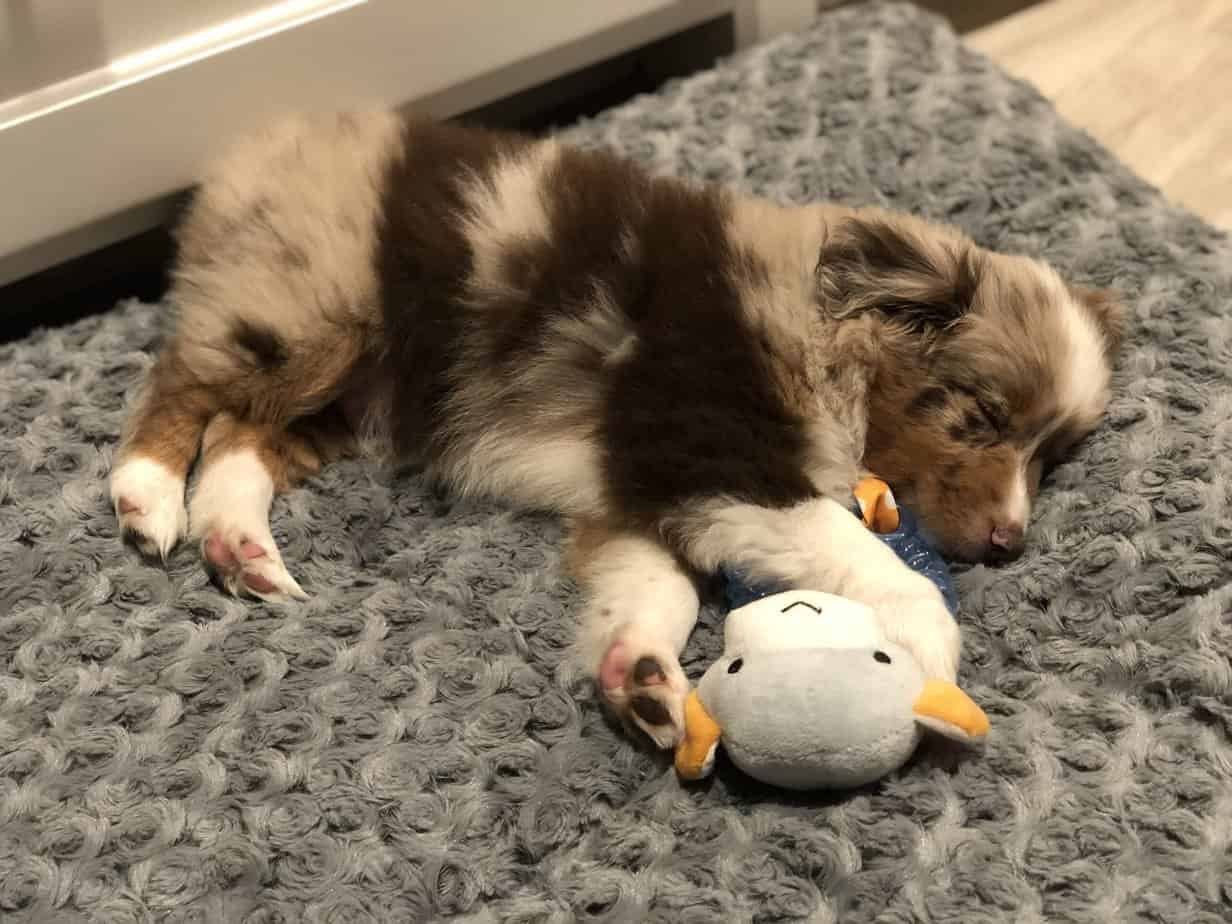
[
  {"left": 199, "top": 408, "right": 355, "bottom": 494},
  {"left": 563, "top": 517, "right": 617, "bottom": 585},
  {"left": 117, "top": 348, "right": 220, "bottom": 473},
  {"left": 377, "top": 116, "right": 535, "bottom": 461},
  {"left": 816, "top": 211, "right": 983, "bottom": 335},
  {"left": 231, "top": 319, "right": 288, "bottom": 368},
  {"left": 118, "top": 315, "right": 370, "bottom": 486}
]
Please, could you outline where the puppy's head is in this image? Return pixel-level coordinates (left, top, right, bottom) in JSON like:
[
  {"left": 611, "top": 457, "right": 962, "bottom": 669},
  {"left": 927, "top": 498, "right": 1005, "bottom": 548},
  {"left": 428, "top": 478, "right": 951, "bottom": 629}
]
[{"left": 817, "top": 213, "right": 1124, "bottom": 562}]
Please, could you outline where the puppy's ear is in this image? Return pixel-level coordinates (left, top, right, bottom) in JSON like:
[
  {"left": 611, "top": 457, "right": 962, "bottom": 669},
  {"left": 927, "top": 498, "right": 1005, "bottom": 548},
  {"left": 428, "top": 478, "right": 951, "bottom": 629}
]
[
  {"left": 1068, "top": 283, "right": 1126, "bottom": 359},
  {"left": 816, "top": 216, "right": 981, "bottom": 333}
]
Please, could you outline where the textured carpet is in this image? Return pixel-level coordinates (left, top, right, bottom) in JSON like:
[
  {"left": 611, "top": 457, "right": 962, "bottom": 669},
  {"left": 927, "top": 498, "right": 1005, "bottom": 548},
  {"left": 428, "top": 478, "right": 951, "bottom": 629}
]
[{"left": 3, "top": 3, "right": 1231, "bottom": 921}]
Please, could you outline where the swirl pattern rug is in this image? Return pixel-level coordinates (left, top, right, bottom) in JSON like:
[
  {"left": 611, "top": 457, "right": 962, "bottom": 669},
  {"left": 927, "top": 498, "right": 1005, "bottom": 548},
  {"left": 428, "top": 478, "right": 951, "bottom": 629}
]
[{"left": 2, "top": 3, "right": 1231, "bottom": 921}]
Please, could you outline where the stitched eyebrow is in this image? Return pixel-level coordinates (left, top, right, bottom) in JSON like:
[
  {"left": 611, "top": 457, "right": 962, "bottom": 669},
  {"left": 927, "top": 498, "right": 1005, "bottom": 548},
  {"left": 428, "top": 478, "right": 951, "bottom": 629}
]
[{"left": 781, "top": 600, "right": 822, "bottom": 614}]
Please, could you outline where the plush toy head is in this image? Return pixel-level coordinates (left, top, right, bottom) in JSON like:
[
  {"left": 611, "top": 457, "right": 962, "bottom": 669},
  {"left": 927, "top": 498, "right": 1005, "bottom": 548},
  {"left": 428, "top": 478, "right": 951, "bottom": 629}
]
[
  {"left": 674, "top": 478, "right": 989, "bottom": 790},
  {"left": 674, "top": 590, "right": 988, "bottom": 789}
]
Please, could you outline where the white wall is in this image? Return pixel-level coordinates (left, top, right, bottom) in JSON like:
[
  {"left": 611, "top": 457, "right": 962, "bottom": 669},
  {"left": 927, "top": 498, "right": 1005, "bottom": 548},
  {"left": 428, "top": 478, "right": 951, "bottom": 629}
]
[
  {"left": 2, "top": 1, "right": 105, "bottom": 101},
  {"left": 99, "top": 0, "right": 278, "bottom": 57},
  {"left": 0, "top": 0, "right": 818, "bottom": 289},
  {"left": 1, "top": 0, "right": 275, "bottom": 101}
]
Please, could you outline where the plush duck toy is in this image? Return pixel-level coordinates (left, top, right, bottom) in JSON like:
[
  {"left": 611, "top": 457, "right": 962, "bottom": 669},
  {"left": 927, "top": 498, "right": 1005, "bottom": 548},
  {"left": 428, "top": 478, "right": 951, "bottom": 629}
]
[{"left": 674, "top": 479, "right": 989, "bottom": 790}]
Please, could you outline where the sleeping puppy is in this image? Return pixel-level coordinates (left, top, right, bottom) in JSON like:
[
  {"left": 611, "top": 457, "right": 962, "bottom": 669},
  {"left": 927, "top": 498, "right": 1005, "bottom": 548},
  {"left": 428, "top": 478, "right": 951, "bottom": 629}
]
[{"left": 110, "top": 112, "right": 1123, "bottom": 748}]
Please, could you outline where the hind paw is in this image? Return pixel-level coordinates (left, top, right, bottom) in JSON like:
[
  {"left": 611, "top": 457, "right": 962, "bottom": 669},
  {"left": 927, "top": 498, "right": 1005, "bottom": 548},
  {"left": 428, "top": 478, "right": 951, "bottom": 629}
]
[
  {"left": 111, "top": 457, "right": 188, "bottom": 559},
  {"left": 200, "top": 526, "right": 307, "bottom": 603},
  {"left": 189, "top": 448, "right": 307, "bottom": 604}
]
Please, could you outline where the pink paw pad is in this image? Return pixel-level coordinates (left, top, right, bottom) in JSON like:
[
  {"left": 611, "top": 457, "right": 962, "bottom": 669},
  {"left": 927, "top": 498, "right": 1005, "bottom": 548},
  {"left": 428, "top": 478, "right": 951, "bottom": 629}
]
[
  {"left": 243, "top": 571, "right": 278, "bottom": 594},
  {"left": 199, "top": 527, "right": 305, "bottom": 601},
  {"left": 240, "top": 541, "right": 267, "bottom": 560},
  {"left": 599, "top": 640, "right": 667, "bottom": 694},
  {"left": 599, "top": 641, "right": 628, "bottom": 692},
  {"left": 203, "top": 534, "right": 237, "bottom": 570}
]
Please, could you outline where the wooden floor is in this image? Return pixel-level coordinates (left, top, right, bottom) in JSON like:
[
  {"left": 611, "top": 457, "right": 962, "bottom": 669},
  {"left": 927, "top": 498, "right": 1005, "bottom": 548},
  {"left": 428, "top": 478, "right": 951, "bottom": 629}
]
[{"left": 969, "top": 0, "right": 1232, "bottom": 229}]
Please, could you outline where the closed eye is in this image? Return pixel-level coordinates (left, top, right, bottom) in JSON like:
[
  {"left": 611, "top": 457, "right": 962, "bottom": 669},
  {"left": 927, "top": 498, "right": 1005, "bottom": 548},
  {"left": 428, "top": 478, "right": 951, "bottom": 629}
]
[
  {"left": 947, "top": 385, "right": 1004, "bottom": 444},
  {"left": 974, "top": 397, "right": 1003, "bottom": 430},
  {"left": 952, "top": 384, "right": 1004, "bottom": 432}
]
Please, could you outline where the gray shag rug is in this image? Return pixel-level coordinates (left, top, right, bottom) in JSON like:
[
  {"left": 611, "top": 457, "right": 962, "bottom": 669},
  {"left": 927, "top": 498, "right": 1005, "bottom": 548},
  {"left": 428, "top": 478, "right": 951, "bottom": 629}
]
[{"left": 3, "top": 3, "right": 1231, "bottom": 921}]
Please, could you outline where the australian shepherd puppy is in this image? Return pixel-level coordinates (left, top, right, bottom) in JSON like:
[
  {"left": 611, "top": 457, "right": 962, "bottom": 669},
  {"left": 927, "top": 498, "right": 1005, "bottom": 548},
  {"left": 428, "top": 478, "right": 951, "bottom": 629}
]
[{"left": 111, "top": 112, "right": 1122, "bottom": 747}]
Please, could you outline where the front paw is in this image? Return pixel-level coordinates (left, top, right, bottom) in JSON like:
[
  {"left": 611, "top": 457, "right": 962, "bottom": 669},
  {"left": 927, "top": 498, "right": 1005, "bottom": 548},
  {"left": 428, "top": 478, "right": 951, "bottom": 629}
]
[
  {"left": 596, "top": 629, "right": 689, "bottom": 749},
  {"left": 878, "top": 593, "right": 961, "bottom": 683}
]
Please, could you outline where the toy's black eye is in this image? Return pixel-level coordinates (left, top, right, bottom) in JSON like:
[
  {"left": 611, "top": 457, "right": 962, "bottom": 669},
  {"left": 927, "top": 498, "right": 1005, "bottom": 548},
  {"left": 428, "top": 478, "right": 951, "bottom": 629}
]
[
  {"left": 873, "top": 651, "right": 891, "bottom": 664},
  {"left": 727, "top": 658, "right": 744, "bottom": 674}
]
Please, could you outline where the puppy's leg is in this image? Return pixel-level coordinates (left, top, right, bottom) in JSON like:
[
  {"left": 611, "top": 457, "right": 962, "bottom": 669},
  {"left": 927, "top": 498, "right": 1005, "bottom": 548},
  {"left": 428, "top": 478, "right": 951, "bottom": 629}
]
[
  {"left": 190, "top": 409, "right": 353, "bottom": 601},
  {"left": 111, "top": 349, "right": 217, "bottom": 558},
  {"left": 568, "top": 522, "right": 700, "bottom": 749},
  {"left": 674, "top": 496, "right": 961, "bottom": 681}
]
